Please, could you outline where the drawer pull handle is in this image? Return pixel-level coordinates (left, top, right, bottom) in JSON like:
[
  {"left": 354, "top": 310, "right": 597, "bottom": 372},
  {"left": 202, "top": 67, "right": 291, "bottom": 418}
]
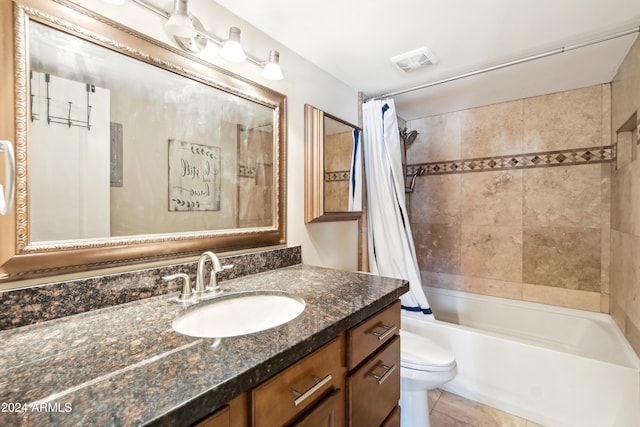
[
  {"left": 370, "top": 324, "right": 397, "bottom": 341},
  {"left": 292, "top": 374, "right": 333, "bottom": 406},
  {"left": 371, "top": 364, "right": 397, "bottom": 385}
]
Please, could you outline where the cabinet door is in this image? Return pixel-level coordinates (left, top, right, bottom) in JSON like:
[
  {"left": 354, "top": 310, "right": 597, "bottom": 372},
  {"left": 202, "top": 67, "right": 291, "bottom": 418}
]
[
  {"left": 292, "top": 389, "right": 343, "bottom": 427},
  {"left": 194, "top": 406, "right": 230, "bottom": 427},
  {"left": 194, "top": 394, "right": 248, "bottom": 427},
  {"left": 381, "top": 406, "right": 400, "bottom": 427},
  {"left": 347, "top": 336, "right": 400, "bottom": 427}
]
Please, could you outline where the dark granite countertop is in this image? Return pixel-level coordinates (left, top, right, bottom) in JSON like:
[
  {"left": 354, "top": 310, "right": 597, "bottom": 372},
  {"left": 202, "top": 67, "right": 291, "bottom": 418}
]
[{"left": 0, "top": 264, "right": 408, "bottom": 426}]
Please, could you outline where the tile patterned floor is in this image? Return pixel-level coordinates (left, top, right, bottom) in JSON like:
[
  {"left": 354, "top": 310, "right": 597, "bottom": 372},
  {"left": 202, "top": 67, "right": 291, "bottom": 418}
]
[{"left": 428, "top": 389, "right": 545, "bottom": 427}]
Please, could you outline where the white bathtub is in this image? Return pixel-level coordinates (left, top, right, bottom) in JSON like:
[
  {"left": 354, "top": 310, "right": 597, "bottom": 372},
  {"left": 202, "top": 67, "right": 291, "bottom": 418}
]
[{"left": 401, "top": 287, "right": 640, "bottom": 427}]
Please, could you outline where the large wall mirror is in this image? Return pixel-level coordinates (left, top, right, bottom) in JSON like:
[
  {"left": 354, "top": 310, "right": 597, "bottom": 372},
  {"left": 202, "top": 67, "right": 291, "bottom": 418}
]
[
  {"left": 304, "top": 104, "right": 362, "bottom": 223},
  {"left": 0, "top": 0, "right": 286, "bottom": 282}
]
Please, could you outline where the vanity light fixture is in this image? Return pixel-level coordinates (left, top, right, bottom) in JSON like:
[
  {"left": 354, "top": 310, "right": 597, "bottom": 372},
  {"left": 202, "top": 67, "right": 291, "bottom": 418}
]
[
  {"left": 165, "top": 0, "right": 197, "bottom": 39},
  {"left": 261, "top": 50, "right": 284, "bottom": 81},
  {"left": 126, "top": 0, "right": 285, "bottom": 80},
  {"left": 220, "top": 27, "right": 247, "bottom": 63}
]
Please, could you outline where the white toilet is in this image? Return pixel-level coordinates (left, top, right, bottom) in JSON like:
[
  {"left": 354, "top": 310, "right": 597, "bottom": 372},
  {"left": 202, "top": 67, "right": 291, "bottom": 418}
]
[{"left": 399, "top": 329, "right": 457, "bottom": 427}]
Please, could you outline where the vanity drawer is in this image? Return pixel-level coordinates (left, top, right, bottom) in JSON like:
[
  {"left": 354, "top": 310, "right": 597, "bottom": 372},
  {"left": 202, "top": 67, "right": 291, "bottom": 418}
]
[
  {"left": 346, "top": 300, "right": 400, "bottom": 370},
  {"left": 252, "top": 336, "right": 344, "bottom": 427},
  {"left": 347, "top": 336, "right": 400, "bottom": 427}
]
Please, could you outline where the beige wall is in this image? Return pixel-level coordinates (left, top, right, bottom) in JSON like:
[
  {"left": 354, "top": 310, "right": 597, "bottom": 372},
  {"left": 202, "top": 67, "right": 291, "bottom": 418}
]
[
  {"left": 610, "top": 36, "right": 640, "bottom": 356},
  {"left": 406, "top": 84, "right": 612, "bottom": 313},
  {"left": 110, "top": 90, "right": 238, "bottom": 236}
]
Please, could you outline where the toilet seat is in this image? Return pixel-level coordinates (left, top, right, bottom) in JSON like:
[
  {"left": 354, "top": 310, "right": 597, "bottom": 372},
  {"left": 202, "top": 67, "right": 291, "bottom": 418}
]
[{"left": 400, "top": 330, "right": 456, "bottom": 372}]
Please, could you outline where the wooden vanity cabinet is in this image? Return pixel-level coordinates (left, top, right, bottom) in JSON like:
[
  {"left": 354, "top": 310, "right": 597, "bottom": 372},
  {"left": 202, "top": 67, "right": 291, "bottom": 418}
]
[
  {"left": 346, "top": 301, "right": 401, "bottom": 427},
  {"left": 193, "top": 301, "right": 401, "bottom": 427},
  {"left": 380, "top": 406, "right": 401, "bottom": 427}
]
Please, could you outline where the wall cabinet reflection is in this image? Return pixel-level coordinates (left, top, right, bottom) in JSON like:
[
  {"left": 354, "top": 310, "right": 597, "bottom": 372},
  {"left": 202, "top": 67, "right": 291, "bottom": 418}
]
[{"left": 304, "top": 105, "right": 362, "bottom": 223}]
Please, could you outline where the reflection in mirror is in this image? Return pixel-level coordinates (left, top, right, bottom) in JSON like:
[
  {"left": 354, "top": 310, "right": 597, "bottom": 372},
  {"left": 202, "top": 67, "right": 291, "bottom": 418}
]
[
  {"left": 0, "top": 0, "right": 286, "bottom": 281},
  {"left": 28, "top": 21, "right": 275, "bottom": 242},
  {"left": 324, "top": 116, "right": 361, "bottom": 212},
  {"left": 304, "top": 104, "right": 362, "bottom": 223}
]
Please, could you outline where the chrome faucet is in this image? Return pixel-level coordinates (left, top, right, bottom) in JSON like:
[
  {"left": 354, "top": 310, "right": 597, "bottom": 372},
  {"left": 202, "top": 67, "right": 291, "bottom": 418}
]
[
  {"left": 196, "top": 251, "right": 233, "bottom": 296},
  {"left": 163, "top": 251, "right": 233, "bottom": 303}
]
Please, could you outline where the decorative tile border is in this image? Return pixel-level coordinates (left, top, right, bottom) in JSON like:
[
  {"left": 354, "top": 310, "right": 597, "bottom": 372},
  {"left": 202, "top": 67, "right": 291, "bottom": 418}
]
[
  {"left": 325, "top": 170, "right": 351, "bottom": 182},
  {"left": 407, "top": 145, "right": 615, "bottom": 176},
  {"left": 239, "top": 165, "right": 256, "bottom": 179},
  {"left": 239, "top": 163, "right": 274, "bottom": 179}
]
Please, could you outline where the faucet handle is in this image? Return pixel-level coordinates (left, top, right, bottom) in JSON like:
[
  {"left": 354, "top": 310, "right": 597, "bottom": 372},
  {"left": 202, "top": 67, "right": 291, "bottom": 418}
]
[
  {"left": 205, "top": 264, "right": 234, "bottom": 294},
  {"left": 163, "top": 273, "right": 193, "bottom": 302}
]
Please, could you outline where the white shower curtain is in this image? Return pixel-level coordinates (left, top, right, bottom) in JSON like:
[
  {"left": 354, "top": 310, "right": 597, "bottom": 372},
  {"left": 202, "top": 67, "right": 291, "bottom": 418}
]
[{"left": 362, "top": 99, "right": 433, "bottom": 316}]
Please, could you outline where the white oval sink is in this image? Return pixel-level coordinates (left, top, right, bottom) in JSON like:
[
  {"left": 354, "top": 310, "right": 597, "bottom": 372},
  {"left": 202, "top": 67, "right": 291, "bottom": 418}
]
[{"left": 172, "top": 290, "right": 305, "bottom": 338}]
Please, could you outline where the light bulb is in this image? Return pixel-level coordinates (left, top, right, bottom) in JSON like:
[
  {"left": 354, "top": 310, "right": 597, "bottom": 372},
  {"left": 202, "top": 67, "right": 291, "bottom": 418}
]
[
  {"left": 165, "top": 0, "right": 196, "bottom": 39},
  {"left": 262, "top": 50, "right": 283, "bottom": 80},
  {"left": 220, "top": 27, "right": 246, "bottom": 63}
]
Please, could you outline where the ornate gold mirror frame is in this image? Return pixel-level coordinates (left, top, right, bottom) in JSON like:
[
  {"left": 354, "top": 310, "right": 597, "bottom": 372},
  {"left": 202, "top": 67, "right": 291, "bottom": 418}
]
[{"left": 0, "top": 0, "right": 286, "bottom": 282}]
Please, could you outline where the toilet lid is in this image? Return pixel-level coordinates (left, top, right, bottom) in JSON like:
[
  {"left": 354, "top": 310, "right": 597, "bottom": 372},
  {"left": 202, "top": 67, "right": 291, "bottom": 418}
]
[{"left": 400, "top": 330, "right": 456, "bottom": 372}]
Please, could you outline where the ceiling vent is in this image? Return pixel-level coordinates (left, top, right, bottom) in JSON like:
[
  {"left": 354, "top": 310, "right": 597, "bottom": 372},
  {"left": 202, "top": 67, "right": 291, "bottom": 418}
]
[{"left": 390, "top": 47, "right": 439, "bottom": 72}]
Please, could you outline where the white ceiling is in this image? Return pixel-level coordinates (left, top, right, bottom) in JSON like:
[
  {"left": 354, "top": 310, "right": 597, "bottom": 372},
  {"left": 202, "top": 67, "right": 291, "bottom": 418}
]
[{"left": 214, "top": 0, "right": 640, "bottom": 120}]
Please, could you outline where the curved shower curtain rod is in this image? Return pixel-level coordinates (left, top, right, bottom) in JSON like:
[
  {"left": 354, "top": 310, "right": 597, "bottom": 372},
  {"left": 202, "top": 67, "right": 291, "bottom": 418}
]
[{"left": 366, "top": 25, "right": 640, "bottom": 101}]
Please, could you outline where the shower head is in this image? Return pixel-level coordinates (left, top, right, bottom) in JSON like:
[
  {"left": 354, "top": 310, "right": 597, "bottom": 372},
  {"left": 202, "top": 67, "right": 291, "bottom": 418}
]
[
  {"left": 400, "top": 128, "right": 419, "bottom": 192},
  {"left": 405, "top": 130, "right": 418, "bottom": 145},
  {"left": 400, "top": 128, "right": 419, "bottom": 145}
]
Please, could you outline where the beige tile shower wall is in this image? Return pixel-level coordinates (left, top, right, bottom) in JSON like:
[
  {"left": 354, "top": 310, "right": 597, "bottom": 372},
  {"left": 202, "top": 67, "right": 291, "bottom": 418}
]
[
  {"left": 238, "top": 128, "right": 273, "bottom": 228},
  {"left": 406, "top": 84, "right": 611, "bottom": 313},
  {"left": 610, "top": 36, "right": 640, "bottom": 356},
  {"left": 324, "top": 132, "right": 353, "bottom": 212}
]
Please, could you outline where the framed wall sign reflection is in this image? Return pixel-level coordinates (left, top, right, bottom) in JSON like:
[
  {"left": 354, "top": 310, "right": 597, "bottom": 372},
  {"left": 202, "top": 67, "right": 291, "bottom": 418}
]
[
  {"left": 0, "top": 0, "right": 286, "bottom": 282},
  {"left": 168, "top": 139, "right": 221, "bottom": 211}
]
